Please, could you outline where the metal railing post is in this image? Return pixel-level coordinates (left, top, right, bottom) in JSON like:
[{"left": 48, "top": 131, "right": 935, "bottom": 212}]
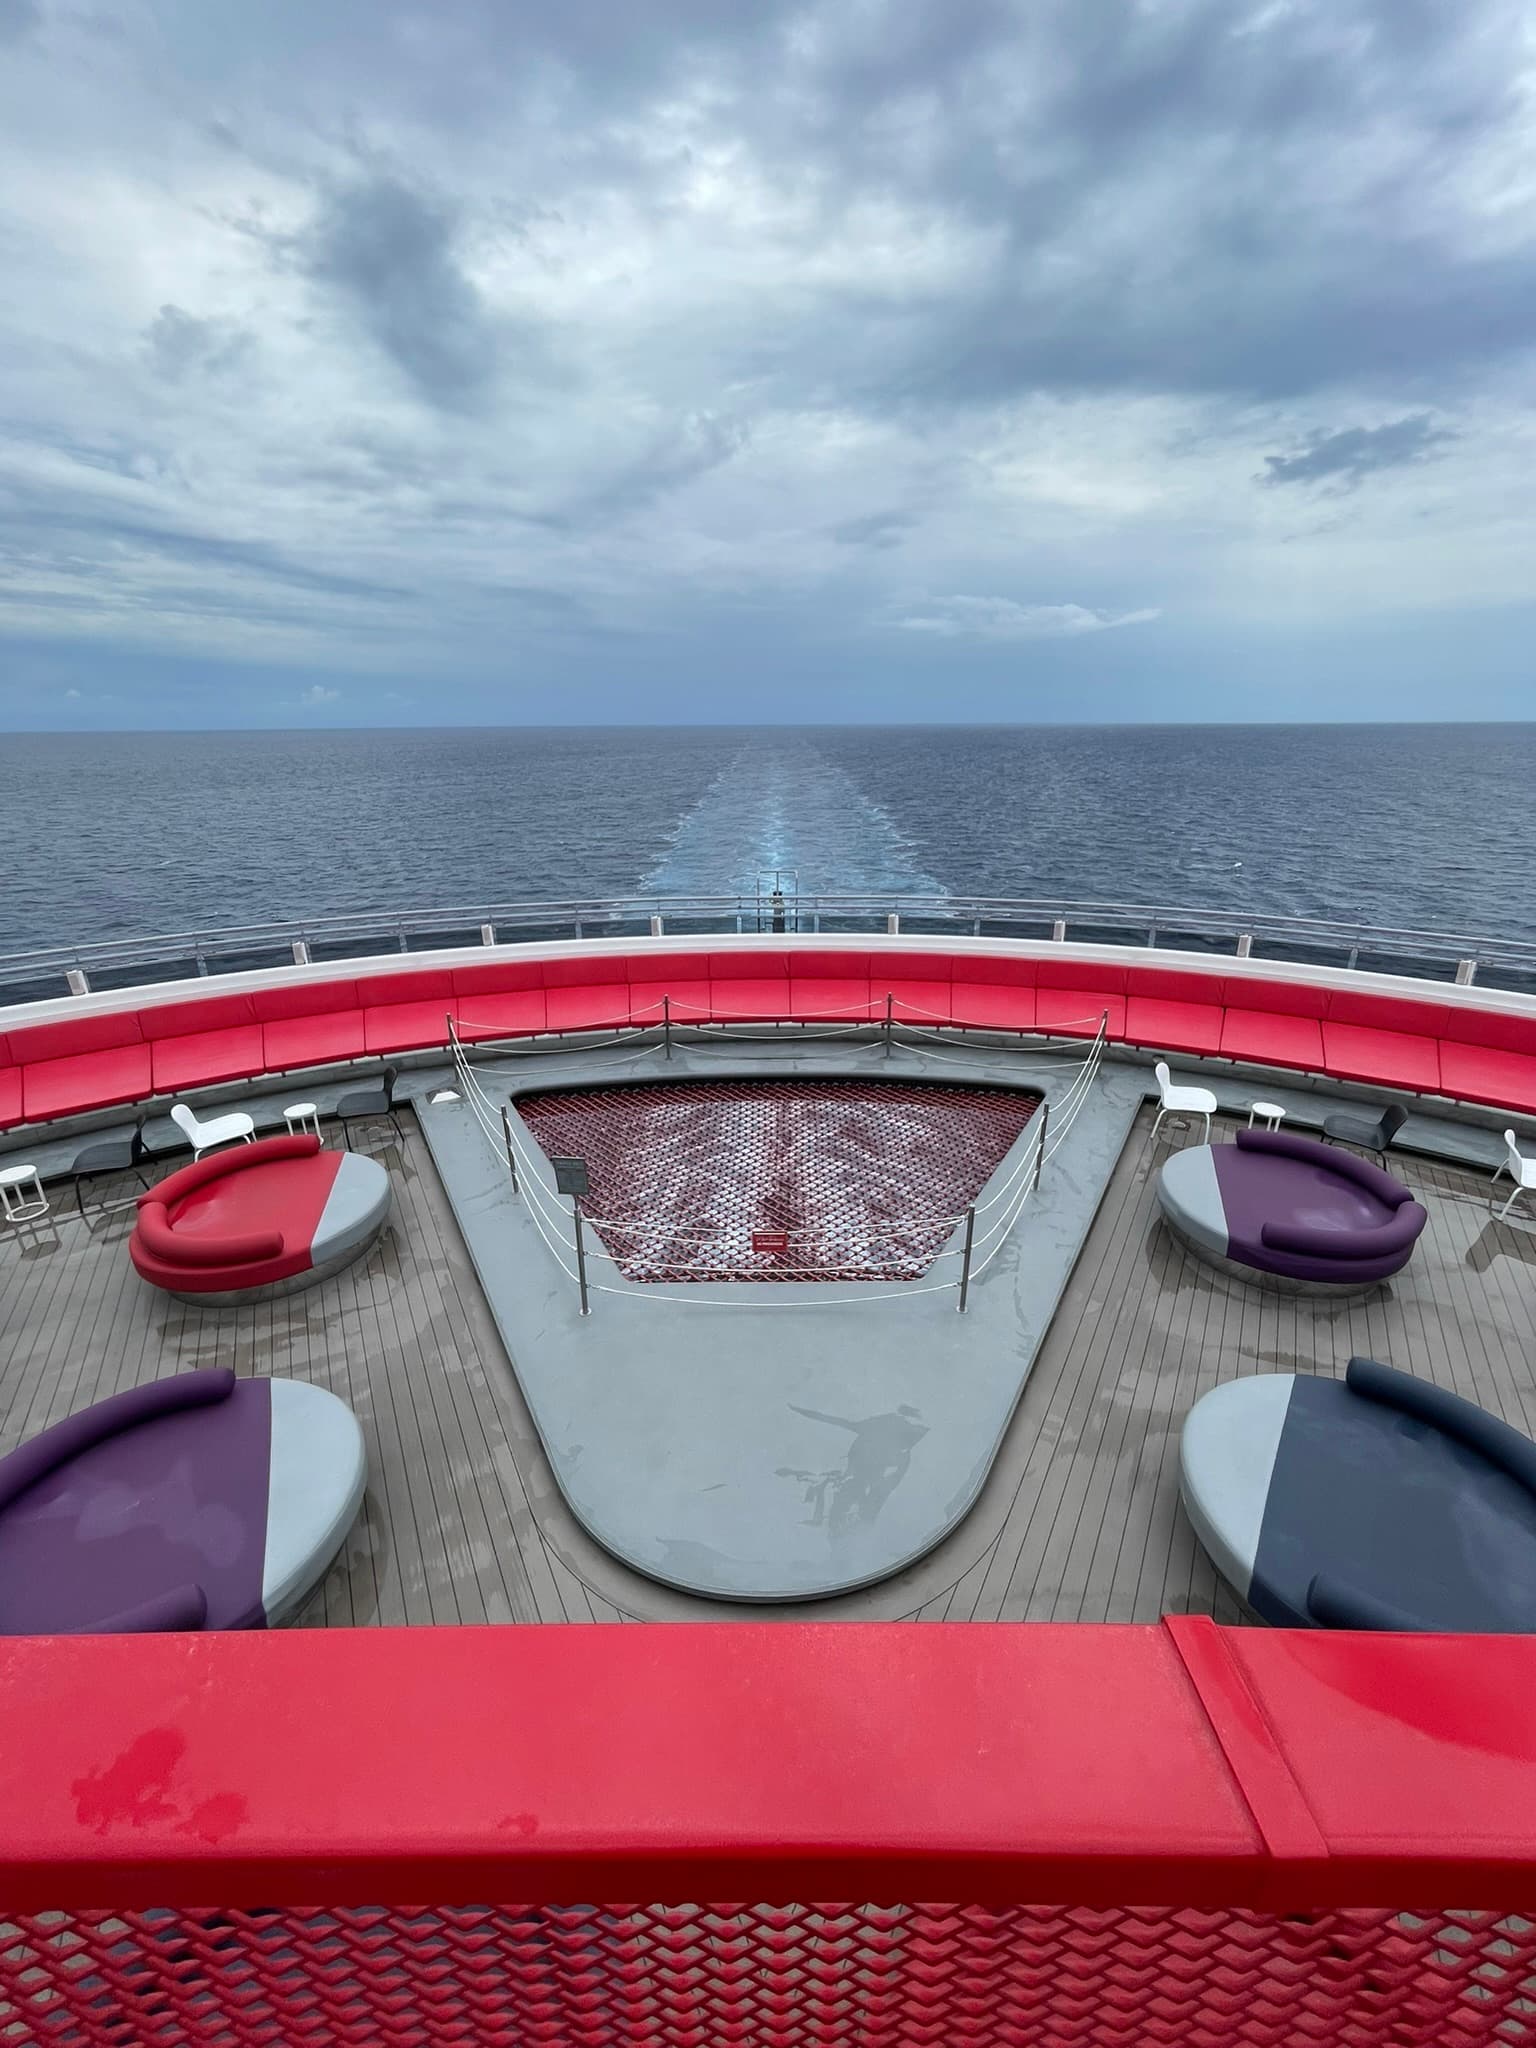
[
  {"left": 884, "top": 990, "right": 893, "bottom": 1056},
  {"left": 663, "top": 993, "right": 672, "bottom": 1060},
  {"left": 499, "top": 1106, "right": 519, "bottom": 1196},
  {"left": 1035, "top": 1100, "right": 1049, "bottom": 1190},
  {"left": 572, "top": 1202, "right": 591, "bottom": 1315},
  {"left": 957, "top": 1205, "right": 976, "bottom": 1313}
]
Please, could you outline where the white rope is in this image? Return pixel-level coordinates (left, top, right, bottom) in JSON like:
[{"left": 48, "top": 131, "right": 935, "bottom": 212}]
[
  {"left": 589, "top": 1275, "right": 961, "bottom": 1308},
  {"left": 443, "top": 1008, "right": 1106, "bottom": 1311}
]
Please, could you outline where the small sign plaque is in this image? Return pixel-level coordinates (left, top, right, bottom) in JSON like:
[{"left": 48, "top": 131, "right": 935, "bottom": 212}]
[
  {"left": 751, "top": 1229, "right": 790, "bottom": 1254},
  {"left": 551, "top": 1156, "right": 591, "bottom": 1199}
]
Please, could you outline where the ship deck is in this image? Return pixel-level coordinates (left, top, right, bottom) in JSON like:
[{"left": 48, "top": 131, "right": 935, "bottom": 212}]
[{"left": 2, "top": 1105, "right": 1533, "bottom": 1626}]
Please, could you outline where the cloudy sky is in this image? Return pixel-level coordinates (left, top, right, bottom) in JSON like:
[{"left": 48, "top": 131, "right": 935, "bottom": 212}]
[{"left": 1, "top": 0, "right": 1533, "bottom": 728}]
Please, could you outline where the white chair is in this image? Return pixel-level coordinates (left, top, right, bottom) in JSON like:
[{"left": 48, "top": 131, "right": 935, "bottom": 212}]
[
  {"left": 171, "top": 1101, "right": 256, "bottom": 1160},
  {"left": 1492, "top": 1130, "right": 1536, "bottom": 1221},
  {"left": 1151, "top": 1060, "right": 1217, "bottom": 1146}
]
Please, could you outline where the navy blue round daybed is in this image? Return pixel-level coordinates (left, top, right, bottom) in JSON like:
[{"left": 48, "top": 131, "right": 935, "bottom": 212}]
[{"left": 1180, "top": 1358, "right": 1536, "bottom": 1631}]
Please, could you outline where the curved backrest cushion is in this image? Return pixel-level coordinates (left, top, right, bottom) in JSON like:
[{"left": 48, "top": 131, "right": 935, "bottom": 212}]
[
  {"left": 356, "top": 967, "right": 455, "bottom": 1004},
  {"left": 1236, "top": 1125, "right": 1412, "bottom": 1206},
  {"left": 0, "top": 1368, "right": 236, "bottom": 1515},
  {"left": 1442, "top": 1006, "right": 1536, "bottom": 1054},
  {"left": 135, "top": 1201, "right": 285, "bottom": 1269},
  {"left": 1127, "top": 966, "right": 1226, "bottom": 1003},
  {"left": 1327, "top": 989, "right": 1449, "bottom": 1037},
  {"left": 250, "top": 979, "right": 360, "bottom": 1022},
  {"left": 139, "top": 994, "right": 257, "bottom": 1041},
  {"left": 146, "top": 1132, "right": 320, "bottom": 1210},
  {"left": 1260, "top": 1203, "right": 1427, "bottom": 1260},
  {"left": 0, "top": 1375, "right": 272, "bottom": 1636},
  {"left": 1346, "top": 1356, "right": 1536, "bottom": 1498},
  {"left": 1306, "top": 1574, "right": 1435, "bottom": 1633},
  {"left": 5, "top": 1010, "right": 144, "bottom": 1063},
  {"left": 61, "top": 1584, "right": 210, "bottom": 1635},
  {"left": 452, "top": 959, "right": 546, "bottom": 997}
]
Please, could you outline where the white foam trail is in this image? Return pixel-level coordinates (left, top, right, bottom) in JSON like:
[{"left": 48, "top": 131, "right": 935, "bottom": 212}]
[{"left": 639, "top": 739, "right": 948, "bottom": 899}]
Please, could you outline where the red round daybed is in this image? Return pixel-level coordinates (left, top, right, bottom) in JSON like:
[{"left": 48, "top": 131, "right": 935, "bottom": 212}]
[{"left": 130, "top": 1134, "right": 391, "bottom": 1303}]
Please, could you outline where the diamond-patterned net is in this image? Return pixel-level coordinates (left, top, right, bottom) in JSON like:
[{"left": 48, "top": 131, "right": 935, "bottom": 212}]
[
  {"left": 518, "top": 1078, "right": 1040, "bottom": 1281},
  {"left": 4, "top": 1902, "right": 1534, "bottom": 2047}
]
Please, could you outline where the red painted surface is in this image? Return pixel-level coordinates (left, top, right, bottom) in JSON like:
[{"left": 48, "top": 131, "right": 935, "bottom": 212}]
[
  {"left": 2, "top": 945, "right": 1536, "bottom": 1132},
  {"left": 128, "top": 1135, "right": 336, "bottom": 1291},
  {"left": 1, "top": 1623, "right": 1536, "bottom": 2043},
  {"left": 2, "top": 1619, "right": 1536, "bottom": 1908}
]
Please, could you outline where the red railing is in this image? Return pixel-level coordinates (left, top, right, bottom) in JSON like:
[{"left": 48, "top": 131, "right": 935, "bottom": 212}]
[{"left": 3, "top": 1619, "right": 1535, "bottom": 2045}]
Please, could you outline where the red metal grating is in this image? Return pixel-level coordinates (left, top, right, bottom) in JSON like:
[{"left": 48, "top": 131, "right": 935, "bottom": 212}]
[
  {"left": 517, "top": 1078, "right": 1040, "bottom": 1282},
  {"left": 5, "top": 1901, "right": 1535, "bottom": 2047}
]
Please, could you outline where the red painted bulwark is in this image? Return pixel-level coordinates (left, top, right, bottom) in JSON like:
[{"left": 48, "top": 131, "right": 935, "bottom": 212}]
[
  {"left": 2, "top": 1620, "right": 1536, "bottom": 1910},
  {"left": 3, "top": 945, "right": 1536, "bottom": 1130}
]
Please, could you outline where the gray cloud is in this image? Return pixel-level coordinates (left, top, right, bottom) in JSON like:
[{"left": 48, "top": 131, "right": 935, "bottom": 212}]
[
  {"left": 0, "top": 0, "right": 40, "bottom": 46},
  {"left": 144, "top": 305, "right": 250, "bottom": 382},
  {"left": 289, "top": 175, "right": 508, "bottom": 410},
  {"left": 566, "top": 412, "right": 749, "bottom": 523},
  {"left": 832, "top": 511, "right": 917, "bottom": 550},
  {"left": 0, "top": 0, "right": 1533, "bottom": 713},
  {"left": 895, "top": 598, "right": 1160, "bottom": 641},
  {"left": 1261, "top": 415, "right": 1458, "bottom": 490}
]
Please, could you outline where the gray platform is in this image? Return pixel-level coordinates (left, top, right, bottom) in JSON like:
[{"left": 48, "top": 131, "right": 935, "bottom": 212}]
[{"left": 419, "top": 1036, "right": 1145, "bottom": 1601}]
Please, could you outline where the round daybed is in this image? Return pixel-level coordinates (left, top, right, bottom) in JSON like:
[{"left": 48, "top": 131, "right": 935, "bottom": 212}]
[
  {"left": 130, "top": 1133, "right": 390, "bottom": 1303},
  {"left": 0, "top": 1368, "right": 366, "bottom": 1634},
  {"left": 1180, "top": 1359, "right": 1536, "bottom": 1632},
  {"left": 1157, "top": 1127, "right": 1427, "bottom": 1290}
]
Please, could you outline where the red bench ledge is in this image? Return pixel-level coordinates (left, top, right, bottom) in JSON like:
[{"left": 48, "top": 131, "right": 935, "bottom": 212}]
[{"left": 2, "top": 952, "right": 1534, "bottom": 1132}]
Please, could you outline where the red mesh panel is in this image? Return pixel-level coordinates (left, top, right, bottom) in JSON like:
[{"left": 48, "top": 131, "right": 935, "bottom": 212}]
[
  {"left": 518, "top": 1079, "right": 1039, "bottom": 1281},
  {"left": 5, "top": 1902, "right": 1534, "bottom": 2047}
]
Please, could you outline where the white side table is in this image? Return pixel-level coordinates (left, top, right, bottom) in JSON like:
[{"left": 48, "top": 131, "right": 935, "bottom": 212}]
[
  {"left": 1247, "top": 1102, "right": 1287, "bottom": 1132},
  {"left": 283, "top": 1101, "right": 323, "bottom": 1140},
  {"left": 0, "top": 1162, "right": 48, "bottom": 1222}
]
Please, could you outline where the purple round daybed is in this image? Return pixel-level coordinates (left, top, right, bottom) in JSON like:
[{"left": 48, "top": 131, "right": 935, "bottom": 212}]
[
  {"left": 0, "top": 1369, "right": 366, "bottom": 1634},
  {"left": 1157, "top": 1128, "right": 1428, "bottom": 1290}
]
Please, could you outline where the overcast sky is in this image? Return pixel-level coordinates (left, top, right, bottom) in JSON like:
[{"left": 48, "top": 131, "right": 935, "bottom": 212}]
[{"left": 1, "top": 0, "right": 1533, "bottom": 728}]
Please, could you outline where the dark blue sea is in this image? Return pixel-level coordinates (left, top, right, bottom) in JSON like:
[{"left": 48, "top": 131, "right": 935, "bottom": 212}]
[{"left": 2, "top": 724, "right": 1533, "bottom": 958}]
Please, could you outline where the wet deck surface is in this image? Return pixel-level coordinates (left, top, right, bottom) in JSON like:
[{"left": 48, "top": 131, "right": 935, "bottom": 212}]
[{"left": 2, "top": 1107, "right": 1533, "bottom": 1626}]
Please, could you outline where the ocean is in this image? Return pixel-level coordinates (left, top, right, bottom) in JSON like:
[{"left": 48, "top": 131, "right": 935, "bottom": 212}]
[{"left": 2, "top": 723, "right": 1533, "bottom": 958}]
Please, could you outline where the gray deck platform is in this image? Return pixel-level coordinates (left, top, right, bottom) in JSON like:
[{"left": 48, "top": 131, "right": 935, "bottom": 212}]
[{"left": 1, "top": 1107, "right": 1533, "bottom": 1626}]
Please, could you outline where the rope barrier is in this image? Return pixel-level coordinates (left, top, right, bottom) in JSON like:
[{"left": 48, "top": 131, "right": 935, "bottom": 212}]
[{"left": 443, "top": 1007, "right": 1108, "bottom": 1311}]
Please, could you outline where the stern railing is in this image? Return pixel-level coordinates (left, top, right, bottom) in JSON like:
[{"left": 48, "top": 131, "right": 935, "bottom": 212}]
[{"left": 4, "top": 892, "right": 1536, "bottom": 999}]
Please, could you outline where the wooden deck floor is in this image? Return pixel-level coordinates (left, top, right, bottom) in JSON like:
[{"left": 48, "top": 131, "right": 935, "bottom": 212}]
[{"left": 2, "top": 1108, "right": 1533, "bottom": 1627}]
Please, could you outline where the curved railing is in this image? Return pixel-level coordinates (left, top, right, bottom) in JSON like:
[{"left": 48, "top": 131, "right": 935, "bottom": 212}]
[{"left": 4, "top": 891, "right": 1536, "bottom": 998}]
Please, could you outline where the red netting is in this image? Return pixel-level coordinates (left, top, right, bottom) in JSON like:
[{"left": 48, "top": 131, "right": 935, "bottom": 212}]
[
  {"left": 4, "top": 1902, "right": 1534, "bottom": 2047},
  {"left": 517, "top": 1079, "right": 1039, "bottom": 1281}
]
